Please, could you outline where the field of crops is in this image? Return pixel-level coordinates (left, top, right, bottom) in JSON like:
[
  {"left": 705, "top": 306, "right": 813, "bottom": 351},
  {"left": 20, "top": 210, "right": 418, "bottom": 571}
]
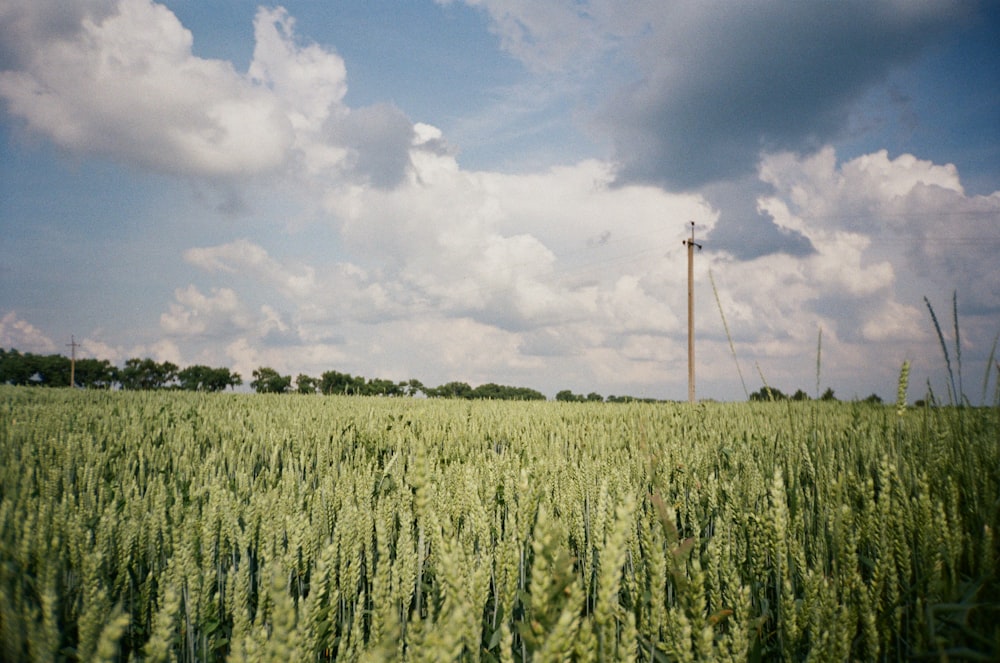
[{"left": 1, "top": 386, "right": 998, "bottom": 662}]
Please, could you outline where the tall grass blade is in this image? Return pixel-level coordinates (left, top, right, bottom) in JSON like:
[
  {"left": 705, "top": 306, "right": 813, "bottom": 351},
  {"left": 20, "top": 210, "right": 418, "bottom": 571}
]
[
  {"left": 952, "top": 291, "right": 964, "bottom": 405},
  {"left": 981, "top": 332, "right": 998, "bottom": 406},
  {"left": 816, "top": 327, "right": 822, "bottom": 401},
  {"left": 924, "top": 295, "right": 956, "bottom": 405},
  {"left": 710, "top": 269, "right": 748, "bottom": 399},
  {"left": 755, "top": 362, "right": 774, "bottom": 401}
]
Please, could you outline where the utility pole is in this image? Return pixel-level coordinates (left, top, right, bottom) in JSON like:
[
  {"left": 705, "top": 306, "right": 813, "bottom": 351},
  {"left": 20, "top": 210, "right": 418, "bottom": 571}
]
[
  {"left": 683, "top": 222, "right": 701, "bottom": 403},
  {"left": 67, "top": 335, "right": 79, "bottom": 388}
]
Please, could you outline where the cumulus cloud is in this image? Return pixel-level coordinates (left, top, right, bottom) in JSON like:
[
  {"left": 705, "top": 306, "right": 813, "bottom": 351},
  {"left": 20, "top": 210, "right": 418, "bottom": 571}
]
[
  {"left": 446, "top": 0, "right": 970, "bottom": 190},
  {"left": 0, "top": 0, "right": 115, "bottom": 70},
  {"left": 0, "top": 311, "right": 56, "bottom": 352},
  {"left": 183, "top": 239, "right": 399, "bottom": 328},
  {"left": 324, "top": 146, "right": 716, "bottom": 335},
  {"left": 0, "top": 0, "right": 414, "bottom": 187},
  {"left": 160, "top": 285, "right": 254, "bottom": 337},
  {"left": 0, "top": 0, "right": 293, "bottom": 176},
  {"left": 757, "top": 148, "right": 1000, "bottom": 312},
  {"left": 324, "top": 103, "right": 415, "bottom": 188},
  {"left": 700, "top": 146, "right": 1000, "bottom": 396},
  {"left": 248, "top": 7, "right": 346, "bottom": 135},
  {"left": 184, "top": 239, "right": 317, "bottom": 300}
]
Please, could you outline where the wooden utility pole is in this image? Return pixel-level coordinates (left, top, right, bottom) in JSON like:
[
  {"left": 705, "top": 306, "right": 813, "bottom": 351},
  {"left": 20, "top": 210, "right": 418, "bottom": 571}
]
[
  {"left": 67, "top": 335, "right": 79, "bottom": 388},
  {"left": 683, "top": 222, "right": 701, "bottom": 403}
]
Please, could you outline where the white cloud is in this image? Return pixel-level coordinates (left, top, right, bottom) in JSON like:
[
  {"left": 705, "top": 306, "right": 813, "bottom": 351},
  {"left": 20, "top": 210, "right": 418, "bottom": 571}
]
[
  {"left": 0, "top": 311, "right": 57, "bottom": 353},
  {"left": 757, "top": 148, "right": 1000, "bottom": 312},
  {"left": 160, "top": 285, "right": 253, "bottom": 336},
  {"left": 148, "top": 338, "right": 182, "bottom": 366},
  {"left": 0, "top": 0, "right": 414, "bottom": 188},
  {"left": 695, "top": 146, "right": 999, "bottom": 398},
  {"left": 323, "top": 150, "right": 715, "bottom": 333},
  {"left": 248, "top": 7, "right": 347, "bottom": 135},
  {"left": 0, "top": 0, "right": 294, "bottom": 176},
  {"left": 79, "top": 338, "right": 121, "bottom": 364},
  {"left": 184, "top": 239, "right": 317, "bottom": 300},
  {"left": 862, "top": 300, "right": 926, "bottom": 342}
]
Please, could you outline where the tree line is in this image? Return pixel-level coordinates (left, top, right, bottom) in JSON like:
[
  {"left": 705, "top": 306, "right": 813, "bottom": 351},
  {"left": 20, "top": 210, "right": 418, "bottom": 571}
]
[
  {"left": 0, "top": 349, "right": 241, "bottom": 391},
  {"left": 0, "top": 348, "right": 548, "bottom": 400},
  {"left": 251, "top": 367, "right": 547, "bottom": 400},
  {"left": 3, "top": 347, "right": 881, "bottom": 403},
  {"left": 746, "top": 386, "right": 887, "bottom": 404}
]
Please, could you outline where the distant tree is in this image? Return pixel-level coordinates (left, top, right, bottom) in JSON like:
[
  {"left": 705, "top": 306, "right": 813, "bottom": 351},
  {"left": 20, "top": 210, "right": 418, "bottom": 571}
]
[
  {"left": 295, "top": 374, "right": 318, "bottom": 394},
  {"left": 556, "top": 390, "right": 582, "bottom": 402},
  {"left": 404, "top": 379, "right": 425, "bottom": 397},
  {"left": 791, "top": 389, "right": 810, "bottom": 401},
  {"left": 820, "top": 388, "right": 837, "bottom": 401},
  {"left": 178, "top": 365, "right": 211, "bottom": 391},
  {"left": 320, "top": 370, "right": 364, "bottom": 395},
  {"left": 251, "top": 367, "right": 291, "bottom": 394},
  {"left": 74, "top": 358, "right": 117, "bottom": 388},
  {"left": 426, "top": 381, "right": 473, "bottom": 398},
  {"left": 0, "top": 349, "right": 34, "bottom": 385},
  {"left": 0, "top": 351, "right": 72, "bottom": 386},
  {"left": 586, "top": 392, "right": 604, "bottom": 402},
  {"left": 365, "top": 377, "right": 403, "bottom": 397},
  {"left": 33, "top": 354, "right": 71, "bottom": 386},
  {"left": 469, "top": 383, "right": 545, "bottom": 400},
  {"left": 861, "top": 393, "right": 884, "bottom": 404},
  {"left": 120, "top": 358, "right": 178, "bottom": 390},
  {"left": 178, "top": 365, "right": 240, "bottom": 392},
  {"left": 210, "top": 367, "right": 241, "bottom": 391},
  {"left": 750, "top": 386, "right": 787, "bottom": 401}
]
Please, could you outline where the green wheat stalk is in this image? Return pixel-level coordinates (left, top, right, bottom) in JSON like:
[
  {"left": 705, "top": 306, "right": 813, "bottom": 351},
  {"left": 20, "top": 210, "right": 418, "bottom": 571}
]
[
  {"left": 981, "top": 332, "right": 999, "bottom": 406},
  {"left": 755, "top": 362, "right": 775, "bottom": 402},
  {"left": 924, "top": 295, "right": 956, "bottom": 405},
  {"left": 815, "top": 327, "right": 822, "bottom": 401},
  {"left": 952, "top": 291, "right": 964, "bottom": 405},
  {"left": 896, "top": 360, "right": 910, "bottom": 417}
]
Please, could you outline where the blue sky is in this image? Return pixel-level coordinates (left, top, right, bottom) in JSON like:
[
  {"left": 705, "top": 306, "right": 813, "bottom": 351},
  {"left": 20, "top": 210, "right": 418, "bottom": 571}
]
[{"left": 1, "top": 0, "right": 998, "bottom": 402}]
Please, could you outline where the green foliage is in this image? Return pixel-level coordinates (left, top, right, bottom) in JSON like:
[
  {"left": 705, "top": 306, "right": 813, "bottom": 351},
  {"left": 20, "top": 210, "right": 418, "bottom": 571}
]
[
  {"left": 425, "top": 381, "right": 545, "bottom": 400},
  {"left": 250, "top": 366, "right": 291, "bottom": 393},
  {"left": 320, "top": 369, "right": 366, "bottom": 395},
  {"left": 0, "top": 348, "right": 84, "bottom": 387},
  {"left": 120, "top": 357, "right": 179, "bottom": 390},
  {"left": 179, "top": 364, "right": 242, "bottom": 392},
  {"left": 0, "top": 388, "right": 997, "bottom": 661},
  {"left": 749, "top": 386, "right": 787, "bottom": 401},
  {"left": 425, "top": 380, "right": 473, "bottom": 398},
  {"left": 555, "top": 389, "right": 603, "bottom": 402}
]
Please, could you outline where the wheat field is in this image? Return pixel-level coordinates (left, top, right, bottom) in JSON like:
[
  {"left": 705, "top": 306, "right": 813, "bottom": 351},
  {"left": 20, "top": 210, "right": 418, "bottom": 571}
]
[{"left": 1, "top": 386, "right": 997, "bottom": 661}]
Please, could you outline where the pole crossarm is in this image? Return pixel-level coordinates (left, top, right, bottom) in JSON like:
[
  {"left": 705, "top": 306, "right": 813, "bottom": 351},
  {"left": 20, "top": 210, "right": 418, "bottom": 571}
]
[{"left": 67, "top": 335, "right": 80, "bottom": 388}]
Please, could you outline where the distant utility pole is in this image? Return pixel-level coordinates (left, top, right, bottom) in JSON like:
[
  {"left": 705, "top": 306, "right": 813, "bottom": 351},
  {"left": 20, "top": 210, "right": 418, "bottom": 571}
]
[
  {"left": 683, "top": 222, "right": 702, "bottom": 403},
  {"left": 67, "top": 335, "right": 79, "bottom": 388}
]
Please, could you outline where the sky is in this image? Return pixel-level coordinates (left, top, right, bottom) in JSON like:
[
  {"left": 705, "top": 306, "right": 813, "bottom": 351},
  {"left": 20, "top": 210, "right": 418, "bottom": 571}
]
[{"left": 1, "top": 0, "right": 999, "bottom": 402}]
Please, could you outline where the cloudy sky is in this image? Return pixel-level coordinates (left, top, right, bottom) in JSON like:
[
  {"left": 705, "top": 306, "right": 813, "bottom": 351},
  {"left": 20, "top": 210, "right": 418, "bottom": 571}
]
[{"left": 2, "top": 0, "right": 998, "bottom": 402}]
